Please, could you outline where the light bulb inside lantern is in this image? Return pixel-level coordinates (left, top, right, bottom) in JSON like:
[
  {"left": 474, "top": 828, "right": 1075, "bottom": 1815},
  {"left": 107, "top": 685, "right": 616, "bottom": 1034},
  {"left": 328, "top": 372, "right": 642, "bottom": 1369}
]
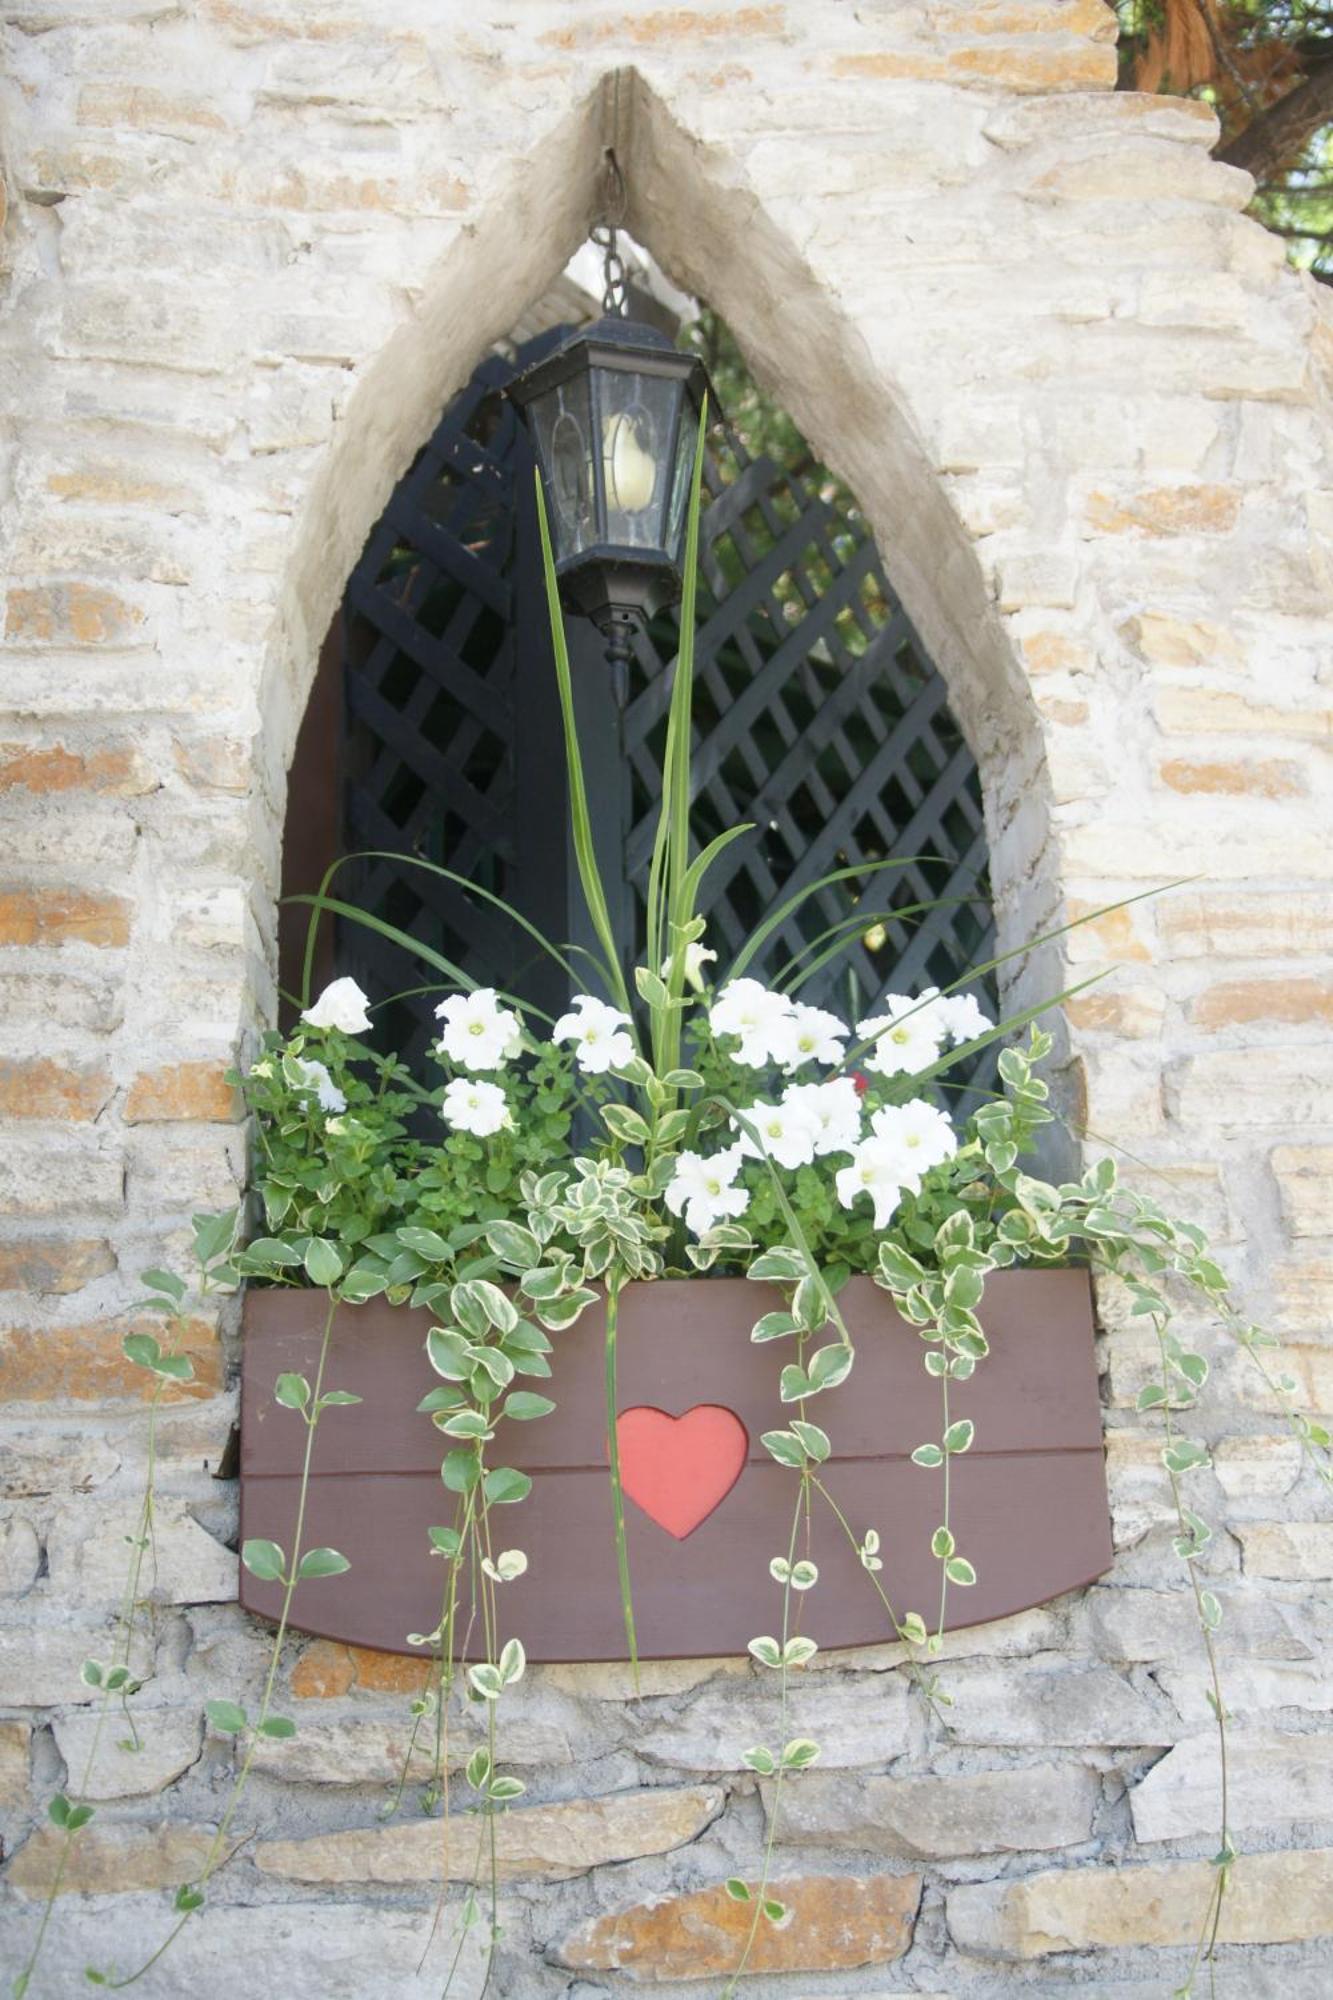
[{"left": 602, "top": 411, "right": 657, "bottom": 514}]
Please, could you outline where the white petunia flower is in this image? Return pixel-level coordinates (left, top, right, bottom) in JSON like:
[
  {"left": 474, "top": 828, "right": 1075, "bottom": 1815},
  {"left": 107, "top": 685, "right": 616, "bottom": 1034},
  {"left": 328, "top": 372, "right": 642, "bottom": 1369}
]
[
  {"left": 933, "top": 989, "right": 993, "bottom": 1044},
  {"left": 857, "top": 993, "right": 948, "bottom": 1078},
  {"left": 435, "top": 988, "right": 523, "bottom": 1072},
  {"left": 441, "top": 1076, "right": 512, "bottom": 1137},
  {"left": 662, "top": 940, "right": 718, "bottom": 993},
  {"left": 835, "top": 1137, "right": 908, "bottom": 1231},
  {"left": 302, "top": 976, "right": 372, "bottom": 1035},
  {"left": 552, "top": 994, "right": 635, "bottom": 1075},
  {"left": 869, "top": 1099, "right": 958, "bottom": 1191},
  {"left": 709, "top": 978, "right": 795, "bottom": 1068},
  {"left": 290, "top": 1057, "right": 347, "bottom": 1115},
  {"left": 664, "top": 1145, "right": 750, "bottom": 1236},
  {"left": 733, "top": 1096, "right": 822, "bottom": 1172},
  {"left": 771, "top": 1002, "right": 849, "bottom": 1071},
  {"left": 782, "top": 1077, "right": 863, "bottom": 1158}
]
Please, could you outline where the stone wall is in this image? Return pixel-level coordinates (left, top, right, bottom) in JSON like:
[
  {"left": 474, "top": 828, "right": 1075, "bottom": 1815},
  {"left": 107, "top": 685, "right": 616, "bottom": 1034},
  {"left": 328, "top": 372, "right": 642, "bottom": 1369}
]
[{"left": 2, "top": 0, "right": 1332, "bottom": 1992}]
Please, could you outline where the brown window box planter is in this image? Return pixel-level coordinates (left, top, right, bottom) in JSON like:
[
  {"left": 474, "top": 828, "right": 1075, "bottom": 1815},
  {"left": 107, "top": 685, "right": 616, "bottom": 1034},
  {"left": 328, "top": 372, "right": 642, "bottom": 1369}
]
[{"left": 239, "top": 1268, "right": 1112, "bottom": 1662}]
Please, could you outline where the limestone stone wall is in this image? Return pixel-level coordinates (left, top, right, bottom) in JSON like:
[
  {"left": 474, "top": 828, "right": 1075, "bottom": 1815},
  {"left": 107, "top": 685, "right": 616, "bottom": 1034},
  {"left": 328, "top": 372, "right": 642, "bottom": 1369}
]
[{"left": 1, "top": 1, "right": 1332, "bottom": 1993}]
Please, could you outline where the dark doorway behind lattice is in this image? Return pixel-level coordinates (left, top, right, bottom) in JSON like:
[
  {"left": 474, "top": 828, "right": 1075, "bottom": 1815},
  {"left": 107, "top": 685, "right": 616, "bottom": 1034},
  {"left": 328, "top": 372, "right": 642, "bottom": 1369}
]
[{"left": 279, "top": 312, "right": 997, "bottom": 1111}]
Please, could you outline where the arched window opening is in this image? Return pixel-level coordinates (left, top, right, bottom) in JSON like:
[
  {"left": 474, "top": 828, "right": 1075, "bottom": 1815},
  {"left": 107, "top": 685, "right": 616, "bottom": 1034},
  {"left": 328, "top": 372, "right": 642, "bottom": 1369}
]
[{"left": 280, "top": 303, "right": 996, "bottom": 1094}]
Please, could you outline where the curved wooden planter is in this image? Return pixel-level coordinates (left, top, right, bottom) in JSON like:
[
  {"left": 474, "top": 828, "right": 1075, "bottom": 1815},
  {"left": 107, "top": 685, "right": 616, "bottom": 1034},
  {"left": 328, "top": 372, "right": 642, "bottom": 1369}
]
[{"left": 239, "top": 1270, "right": 1112, "bottom": 1662}]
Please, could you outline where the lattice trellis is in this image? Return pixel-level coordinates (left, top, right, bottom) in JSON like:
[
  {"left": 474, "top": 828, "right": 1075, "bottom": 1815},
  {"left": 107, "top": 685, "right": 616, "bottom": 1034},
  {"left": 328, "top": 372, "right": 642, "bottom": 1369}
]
[{"left": 312, "top": 327, "right": 995, "bottom": 1086}]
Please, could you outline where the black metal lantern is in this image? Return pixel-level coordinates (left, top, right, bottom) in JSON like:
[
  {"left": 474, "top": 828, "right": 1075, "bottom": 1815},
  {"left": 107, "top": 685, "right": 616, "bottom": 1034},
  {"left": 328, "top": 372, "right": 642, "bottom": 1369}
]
[{"left": 507, "top": 286, "right": 712, "bottom": 653}]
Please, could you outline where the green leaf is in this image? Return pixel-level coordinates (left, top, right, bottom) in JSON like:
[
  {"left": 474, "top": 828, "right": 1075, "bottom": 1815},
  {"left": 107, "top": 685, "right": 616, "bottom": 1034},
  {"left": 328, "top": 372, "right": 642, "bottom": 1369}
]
[
  {"left": 485, "top": 1221, "right": 541, "bottom": 1268},
  {"left": 468, "top": 1662, "right": 503, "bottom": 1701},
  {"left": 274, "top": 1372, "right": 310, "bottom": 1411},
  {"left": 725, "top": 1877, "right": 752, "bottom": 1902},
  {"left": 174, "top": 1885, "right": 205, "bottom": 1914},
  {"left": 502, "top": 1391, "right": 555, "bottom": 1422},
  {"left": 205, "top": 1699, "right": 248, "bottom": 1736},
  {"left": 487, "top": 1775, "right": 526, "bottom": 1801},
  {"left": 141, "top": 1267, "right": 185, "bottom": 1302},
  {"left": 428, "top": 1525, "right": 462, "bottom": 1558},
  {"left": 911, "top": 1443, "right": 944, "bottom": 1468},
  {"left": 747, "top": 1636, "right": 782, "bottom": 1668},
  {"left": 1163, "top": 1439, "right": 1210, "bottom": 1475},
  {"left": 304, "top": 1238, "right": 344, "bottom": 1287},
  {"left": 741, "top": 1746, "right": 776, "bottom": 1775},
  {"left": 246, "top": 1237, "right": 303, "bottom": 1268},
  {"left": 783, "top": 1635, "right": 818, "bottom": 1666},
  {"left": 426, "top": 1327, "right": 472, "bottom": 1381},
  {"left": 931, "top": 1526, "right": 956, "bottom": 1560},
  {"left": 790, "top": 1421, "right": 830, "bottom": 1463},
  {"left": 153, "top": 1351, "right": 194, "bottom": 1382},
  {"left": 121, "top": 1332, "right": 160, "bottom": 1370},
  {"left": 762, "top": 1899, "right": 788, "bottom": 1925},
  {"left": 747, "top": 1247, "right": 807, "bottom": 1282},
  {"left": 601, "top": 1102, "right": 652, "bottom": 1146},
  {"left": 778, "top": 1363, "right": 810, "bottom": 1403},
  {"left": 398, "top": 1225, "right": 453, "bottom": 1261},
  {"left": 760, "top": 1429, "right": 806, "bottom": 1468},
  {"left": 1136, "top": 1384, "right": 1169, "bottom": 1410},
  {"left": 807, "top": 1344, "right": 853, "bottom": 1392},
  {"left": 442, "top": 1448, "right": 481, "bottom": 1493},
  {"left": 900, "top": 1612, "right": 928, "bottom": 1645},
  {"left": 781, "top": 1737, "right": 820, "bottom": 1769},
  {"left": 750, "top": 1311, "right": 798, "bottom": 1343},
  {"left": 240, "top": 1538, "right": 285, "bottom": 1583},
  {"left": 48, "top": 1792, "right": 72, "bottom": 1828},
  {"left": 79, "top": 1660, "right": 104, "bottom": 1689},
  {"left": 466, "top": 1747, "right": 492, "bottom": 1790},
  {"left": 484, "top": 1466, "right": 532, "bottom": 1505},
  {"left": 945, "top": 1555, "right": 977, "bottom": 1586},
  {"left": 498, "top": 1637, "right": 526, "bottom": 1684},
  {"left": 943, "top": 1419, "right": 975, "bottom": 1455},
  {"left": 296, "top": 1547, "right": 350, "bottom": 1580},
  {"left": 318, "top": 1389, "right": 362, "bottom": 1408},
  {"left": 258, "top": 1715, "right": 297, "bottom": 1739}
]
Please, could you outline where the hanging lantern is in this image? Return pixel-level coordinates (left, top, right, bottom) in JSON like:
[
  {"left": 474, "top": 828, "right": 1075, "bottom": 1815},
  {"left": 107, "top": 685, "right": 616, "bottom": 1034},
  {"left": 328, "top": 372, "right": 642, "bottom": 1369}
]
[{"left": 507, "top": 313, "right": 713, "bottom": 643}]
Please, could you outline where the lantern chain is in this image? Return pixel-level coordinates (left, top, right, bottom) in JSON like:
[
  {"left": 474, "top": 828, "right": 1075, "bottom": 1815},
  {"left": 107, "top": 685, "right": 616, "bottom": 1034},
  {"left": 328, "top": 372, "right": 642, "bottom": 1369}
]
[{"left": 593, "top": 147, "right": 629, "bottom": 317}]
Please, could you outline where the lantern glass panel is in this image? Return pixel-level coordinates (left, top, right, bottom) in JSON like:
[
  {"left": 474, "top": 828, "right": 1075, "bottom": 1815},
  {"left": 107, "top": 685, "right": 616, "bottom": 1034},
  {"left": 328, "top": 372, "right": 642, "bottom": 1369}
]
[
  {"left": 530, "top": 371, "right": 595, "bottom": 559},
  {"left": 666, "top": 396, "right": 702, "bottom": 564},
  {"left": 591, "top": 368, "right": 681, "bottom": 553}
]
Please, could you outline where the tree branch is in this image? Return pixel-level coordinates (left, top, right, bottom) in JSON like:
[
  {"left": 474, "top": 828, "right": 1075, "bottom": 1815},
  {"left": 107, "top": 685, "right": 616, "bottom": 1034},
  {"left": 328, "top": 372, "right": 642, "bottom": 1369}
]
[{"left": 1215, "top": 63, "right": 1333, "bottom": 183}]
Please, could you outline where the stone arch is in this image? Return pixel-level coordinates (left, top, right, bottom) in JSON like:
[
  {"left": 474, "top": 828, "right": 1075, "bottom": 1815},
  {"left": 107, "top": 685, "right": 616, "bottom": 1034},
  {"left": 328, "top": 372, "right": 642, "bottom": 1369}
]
[{"left": 261, "top": 69, "right": 1059, "bottom": 1028}]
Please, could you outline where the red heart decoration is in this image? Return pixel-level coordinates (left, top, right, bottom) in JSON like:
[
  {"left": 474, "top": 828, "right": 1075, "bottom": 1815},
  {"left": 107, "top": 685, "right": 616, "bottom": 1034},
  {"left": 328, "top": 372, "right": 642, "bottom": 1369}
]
[{"left": 615, "top": 1404, "right": 749, "bottom": 1540}]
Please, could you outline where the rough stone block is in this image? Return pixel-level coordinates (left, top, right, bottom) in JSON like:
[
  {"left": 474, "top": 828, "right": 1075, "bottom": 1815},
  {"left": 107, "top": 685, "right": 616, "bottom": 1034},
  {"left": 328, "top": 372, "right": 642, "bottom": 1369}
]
[
  {"left": 556, "top": 1870, "right": 921, "bottom": 1979},
  {"left": 948, "top": 1846, "right": 1333, "bottom": 1956},
  {"left": 940, "top": 1658, "right": 1177, "bottom": 1747},
  {"left": 124, "top": 1062, "right": 239, "bottom": 1124},
  {"left": 46, "top": 1498, "right": 235, "bottom": 1606},
  {"left": 1237, "top": 1524, "right": 1333, "bottom": 1582},
  {"left": 0, "top": 1058, "right": 113, "bottom": 1121},
  {"left": 0, "top": 1136, "right": 124, "bottom": 1218},
  {"left": 0, "top": 1316, "right": 222, "bottom": 1404},
  {"left": 249, "top": 1710, "right": 570, "bottom": 1784},
  {"left": 1131, "top": 1730, "right": 1333, "bottom": 1842},
  {"left": 255, "top": 1785, "right": 724, "bottom": 1884},
  {"left": 52, "top": 1707, "right": 204, "bottom": 1800},
  {"left": 1272, "top": 1145, "right": 1333, "bottom": 1238},
  {"left": 770, "top": 1762, "right": 1099, "bottom": 1857},
  {"left": 636, "top": 1674, "right": 912, "bottom": 1769},
  {"left": 0, "top": 889, "right": 131, "bottom": 950},
  {"left": 5, "top": 1819, "right": 221, "bottom": 1896},
  {"left": 0, "top": 1719, "right": 30, "bottom": 1807},
  {"left": 0, "top": 1237, "right": 116, "bottom": 1294}
]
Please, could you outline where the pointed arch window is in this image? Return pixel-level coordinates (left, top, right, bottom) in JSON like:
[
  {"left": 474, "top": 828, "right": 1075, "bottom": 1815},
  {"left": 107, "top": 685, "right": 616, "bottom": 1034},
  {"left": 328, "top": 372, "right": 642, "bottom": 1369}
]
[{"left": 280, "top": 315, "right": 995, "bottom": 1088}]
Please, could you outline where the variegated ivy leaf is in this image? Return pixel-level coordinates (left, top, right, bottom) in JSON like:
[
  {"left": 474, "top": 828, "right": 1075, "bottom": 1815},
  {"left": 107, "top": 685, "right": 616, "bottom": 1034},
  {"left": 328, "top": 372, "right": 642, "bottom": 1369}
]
[{"left": 747, "top": 1635, "right": 781, "bottom": 1668}]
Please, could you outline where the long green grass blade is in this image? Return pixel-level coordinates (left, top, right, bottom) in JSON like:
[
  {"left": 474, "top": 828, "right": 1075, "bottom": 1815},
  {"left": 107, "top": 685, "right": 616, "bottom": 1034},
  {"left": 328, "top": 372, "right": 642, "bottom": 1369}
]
[
  {"left": 285, "top": 895, "right": 547, "bottom": 1023},
  {"left": 778, "top": 897, "right": 980, "bottom": 995},
  {"left": 724, "top": 856, "right": 947, "bottom": 985},
  {"left": 603, "top": 1276, "right": 639, "bottom": 1690},
  {"left": 534, "top": 474, "right": 635, "bottom": 1023}
]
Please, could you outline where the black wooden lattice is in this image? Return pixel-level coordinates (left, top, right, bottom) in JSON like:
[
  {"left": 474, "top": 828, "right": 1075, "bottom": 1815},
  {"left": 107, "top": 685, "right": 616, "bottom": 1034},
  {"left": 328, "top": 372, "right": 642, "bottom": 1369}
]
[{"left": 329, "top": 328, "right": 995, "bottom": 1085}]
